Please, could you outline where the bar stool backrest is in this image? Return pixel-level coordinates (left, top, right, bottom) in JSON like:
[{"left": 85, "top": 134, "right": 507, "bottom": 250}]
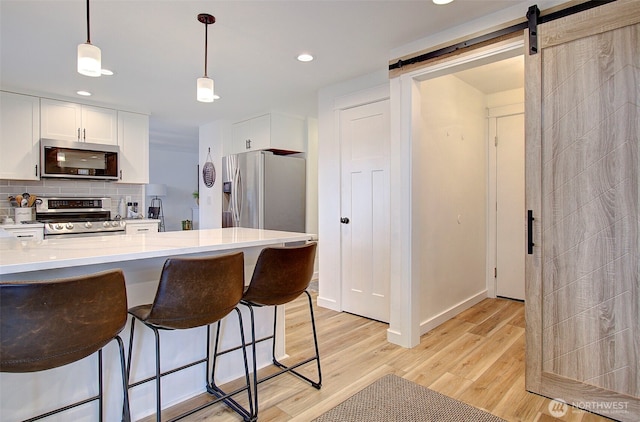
[
  {"left": 0, "top": 269, "right": 128, "bottom": 373},
  {"left": 243, "top": 242, "right": 317, "bottom": 306},
  {"left": 145, "top": 252, "right": 245, "bottom": 329}
]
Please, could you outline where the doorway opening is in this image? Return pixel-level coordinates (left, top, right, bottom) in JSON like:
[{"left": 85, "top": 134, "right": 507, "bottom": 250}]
[
  {"left": 410, "top": 42, "right": 525, "bottom": 335},
  {"left": 454, "top": 55, "right": 526, "bottom": 301}
]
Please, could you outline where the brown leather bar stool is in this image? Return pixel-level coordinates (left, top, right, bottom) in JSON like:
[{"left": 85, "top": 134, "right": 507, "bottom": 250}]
[
  {"left": 126, "top": 252, "right": 254, "bottom": 421},
  {"left": 0, "top": 269, "right": 131, "bottom": 422},
  {"left": 239, "top": 242, "right": 321, "bottom": 416}
]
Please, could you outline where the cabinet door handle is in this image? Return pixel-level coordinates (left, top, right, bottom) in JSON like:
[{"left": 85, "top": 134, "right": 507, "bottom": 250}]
[
  {"left": 341, "top": 217, "right": 350, "bottom": 224},
  {"left": 120, "top": 170, "right": 123, "bottom": 180},
  {"left": 527, "top": 210, "right": 535, "bottom": 254},
  {"left": 245, "top": 139, "right": 251, "bottom": 149},
  {"left": 83, "top": 128, "right": 86, "bottom": 141},
  {"left": 35, "top": 165, "right": 38, "bottom": 177},
  {"left": 77, "top": 128, "right": 81, "bottom": 141}
]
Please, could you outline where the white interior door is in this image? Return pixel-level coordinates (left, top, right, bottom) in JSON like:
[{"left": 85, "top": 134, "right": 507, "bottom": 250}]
[
  {"left": 340, "top": 99, "right": 390, "bottom": 323},
  {"left": 495, "top": 113, "right": 525, "bottom": 300}
]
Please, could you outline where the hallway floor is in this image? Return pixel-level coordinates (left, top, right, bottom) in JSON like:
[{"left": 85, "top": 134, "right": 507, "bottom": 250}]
[{"left": 145, "top": 295, "right": 614, "bottom": 422}]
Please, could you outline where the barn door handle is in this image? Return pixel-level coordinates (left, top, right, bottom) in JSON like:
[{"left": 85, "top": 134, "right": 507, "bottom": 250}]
[
  {"left": 527, "top": 210, "right": 535, "bottom": 254},
  {"left": 340, "top": 217, "right": 350, "bottom": 224}
]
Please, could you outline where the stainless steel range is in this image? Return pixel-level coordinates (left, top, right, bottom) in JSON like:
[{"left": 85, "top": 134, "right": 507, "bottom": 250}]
[{"left": 36, "top": 197, "right": 125, "bottom": 237}]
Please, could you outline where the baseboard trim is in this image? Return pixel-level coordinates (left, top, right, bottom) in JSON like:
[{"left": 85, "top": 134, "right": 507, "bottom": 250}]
[
  {"left": 317, "top": 295, "right": 339, "bottom": 311},
  {"left": 419, "top": 290, "right": 488, "bottom": 335},
  {"left": 386, "top": 328, "right": 407, "bottom": 347}
]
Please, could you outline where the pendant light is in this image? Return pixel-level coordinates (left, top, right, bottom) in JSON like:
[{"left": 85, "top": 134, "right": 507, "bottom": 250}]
[
  {"left": 77, "top": 0, "right": 101, "bottom": 77},
  {"left": 197, "top": 13, "right": 215, "bottom": 103}
]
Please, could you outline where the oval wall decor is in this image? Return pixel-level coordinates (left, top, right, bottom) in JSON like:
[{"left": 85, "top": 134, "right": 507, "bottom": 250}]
[{"left": 202, "top": 148, "right": 216, "bottom": 188}]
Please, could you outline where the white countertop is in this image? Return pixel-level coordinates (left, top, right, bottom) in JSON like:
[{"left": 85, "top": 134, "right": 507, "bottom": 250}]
[
  {"left": 0, "top": 222, "right": 44, "bottom": 229},
  {"left": 0, "top": 227, "right": 314, "bottom": 275}
]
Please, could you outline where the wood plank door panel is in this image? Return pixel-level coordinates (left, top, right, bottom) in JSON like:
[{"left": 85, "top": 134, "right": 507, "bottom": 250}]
[{"left": 525, "top": 1, "right": 639, "bottom": 420}]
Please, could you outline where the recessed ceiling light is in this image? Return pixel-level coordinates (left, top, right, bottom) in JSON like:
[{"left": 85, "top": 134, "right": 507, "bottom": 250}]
[
  {"left": 297, "top": 53, "right": 314, "bottom": 62},
  {"left": 433, "top": 0, "right": 454, "bottom": 4},
  {"left": 77, "top": 90, "right": 92, "bottom": 96},
  {"left": 101, "top": 68, "right": 114, "bottom": 76}
]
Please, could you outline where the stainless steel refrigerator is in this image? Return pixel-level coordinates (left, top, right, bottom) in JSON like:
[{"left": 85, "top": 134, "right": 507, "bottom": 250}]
[{"left": 222, "top": 151, "right": 306, "bottom": 232}]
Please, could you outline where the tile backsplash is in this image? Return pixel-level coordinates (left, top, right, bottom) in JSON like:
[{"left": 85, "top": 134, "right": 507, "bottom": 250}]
[{"left": 1, "top": 179, "right": 143, "bottom": 221}]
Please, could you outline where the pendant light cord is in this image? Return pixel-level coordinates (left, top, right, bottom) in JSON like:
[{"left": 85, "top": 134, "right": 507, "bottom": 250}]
[
  {"left": 203, "top": 22, "right": 208, "bottom": 77},
  {"left": 85, "top": 0, "right": 91, "bottom": 43}
]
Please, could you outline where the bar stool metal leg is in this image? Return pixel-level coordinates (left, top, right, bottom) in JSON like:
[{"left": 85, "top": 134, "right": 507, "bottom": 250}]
[
  {"left": 271, "top": 291, "right": 322, "bottom": 388},
  {"left": 208, "top": 308, "right": 255, "bottom": 421}
]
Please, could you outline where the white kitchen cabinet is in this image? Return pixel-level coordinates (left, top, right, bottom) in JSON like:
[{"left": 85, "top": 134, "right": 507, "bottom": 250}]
[
  {"left": 125, "top": 219, "right": 159, "bottom": 235},
  {"left": 230, "top": 112, "right": 305, "bottom": 155},
  {"left": 41, "top": 98, "right": 118, "bottom": 145},
  {"left": 117, "top": 111, "right": 149, "bottom": 184},
  {"left": 0, "top": 92, "right": 40, "bottom": 180},
  {"left": 1, "top": 224, "right": 44, "bottom": 241}
]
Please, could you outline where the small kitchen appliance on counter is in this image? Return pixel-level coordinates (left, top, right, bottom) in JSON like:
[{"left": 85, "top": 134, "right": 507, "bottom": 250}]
[{"left": 36, "top": 197, "right": 125, "bottom": 238}]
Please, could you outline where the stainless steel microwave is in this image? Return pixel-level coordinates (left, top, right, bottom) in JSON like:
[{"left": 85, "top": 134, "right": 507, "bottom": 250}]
[{"left": 40, "top": 139, "right": 120, "bottom": 180}]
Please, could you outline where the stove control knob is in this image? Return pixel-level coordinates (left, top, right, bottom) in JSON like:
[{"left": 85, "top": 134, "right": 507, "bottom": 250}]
[
  {"left": 103, "top": 221, "right": 110, "bottom": 228},
  {"left": 48, "top": 223, "right": 56, "bottom": 230},
  {"left": 65, "top": 223, "right": 74, "bottom": 230},
  {"left": 111, "top": 221, "right": 119, "bottom": 227},
  {"left": 85, "top": 222, "right": 93, "bottom": 229},
  {"left": 55, "top": 223, "right": 64, "bottom": 230}
]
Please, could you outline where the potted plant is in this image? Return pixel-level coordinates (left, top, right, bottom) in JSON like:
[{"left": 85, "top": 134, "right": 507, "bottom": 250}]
[{"left": 192, "top": 191, "right": 199, "bottom": 206}]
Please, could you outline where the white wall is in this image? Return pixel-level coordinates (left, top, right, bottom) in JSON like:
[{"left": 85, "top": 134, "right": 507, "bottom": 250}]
[
  {"left": 306, "top": 117, "right": 319, "bottom": 238},
  {"left": 415, "top": 75, "right": 488, "bottom": 331},
  {"left": 486, "top": 88, "right": 524, "bottom": 108},
  {"left": 148, "top": 143, "right": 198, "bottom": 231},
  {"left": 198, "top": 121, "right": 228, "bottom": 229}
]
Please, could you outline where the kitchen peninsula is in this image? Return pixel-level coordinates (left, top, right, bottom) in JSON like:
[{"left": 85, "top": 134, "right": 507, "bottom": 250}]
[{"left": 0, "top": 227, "right": 314, "bottom": 421}]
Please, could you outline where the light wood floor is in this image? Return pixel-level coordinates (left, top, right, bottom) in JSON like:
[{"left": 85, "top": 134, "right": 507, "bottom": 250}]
[{"left": 145, "top": 294, "right": 614, "bottom": 422}]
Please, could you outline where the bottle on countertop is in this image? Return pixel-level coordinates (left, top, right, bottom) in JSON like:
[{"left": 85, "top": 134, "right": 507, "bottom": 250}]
[{"left": 118, "top": 197, "right": 126, "bottom": 219}]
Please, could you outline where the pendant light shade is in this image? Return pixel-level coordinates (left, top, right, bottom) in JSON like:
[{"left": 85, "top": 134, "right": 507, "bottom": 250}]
[
  {"left": 197, "top": 77, "right": 215, "bottom": 102},
  {"left": 197, "top": 13, "right": 216, "bottom": 103},
  {"left": 77, "top": 42, "right": 101, "bottom": 77},
  {"left": 78, "top": 0, "right": 101, "bottom": 77}
]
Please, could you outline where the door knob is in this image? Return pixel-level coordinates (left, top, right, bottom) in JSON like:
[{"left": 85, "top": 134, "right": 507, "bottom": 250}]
[{"left": 340, "top": 217, "right": 350, "bottom": 224}]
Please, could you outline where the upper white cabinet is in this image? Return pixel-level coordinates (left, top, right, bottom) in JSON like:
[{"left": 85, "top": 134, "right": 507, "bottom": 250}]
[
  {"left": 117, "top": 111, "right": 149, "bottom": 184},
  {"left": 230, "top": 112, "right": 305, "bottom": 155},
  {"left": 41, "top": 98, "right": 118, "bottom": 145},
  {"left": 0, "top": 91, "right": 40, "bottom": 180}
]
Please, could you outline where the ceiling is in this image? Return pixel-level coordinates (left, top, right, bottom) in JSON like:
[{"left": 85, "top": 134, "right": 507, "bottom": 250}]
[
  {"left": 0, "top": 0, "right": 528, "bottom": 144},
  {"left": 454, "top": 55, "right": 524, "bottom": 94}
]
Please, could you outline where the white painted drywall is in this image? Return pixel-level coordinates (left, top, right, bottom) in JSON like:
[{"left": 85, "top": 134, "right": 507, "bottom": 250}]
[
  {"left": 148, "top": 144, "right": 198, "bottom": 231},
  {"left": 198, "top": 121, "right": 227, "bottom": 229},
  {"left": 415, "top": 74, "right": 487, "bottom": 327}
]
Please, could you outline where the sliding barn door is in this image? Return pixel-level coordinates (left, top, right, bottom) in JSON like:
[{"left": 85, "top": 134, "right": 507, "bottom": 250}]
[{"left": 525, "top": 1, "right": 639, "bottom": 420}]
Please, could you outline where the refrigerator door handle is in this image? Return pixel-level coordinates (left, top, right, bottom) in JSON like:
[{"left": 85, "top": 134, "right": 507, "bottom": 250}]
[{"left": 234, "top": 164, "right": 242, "bottom": 226}]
